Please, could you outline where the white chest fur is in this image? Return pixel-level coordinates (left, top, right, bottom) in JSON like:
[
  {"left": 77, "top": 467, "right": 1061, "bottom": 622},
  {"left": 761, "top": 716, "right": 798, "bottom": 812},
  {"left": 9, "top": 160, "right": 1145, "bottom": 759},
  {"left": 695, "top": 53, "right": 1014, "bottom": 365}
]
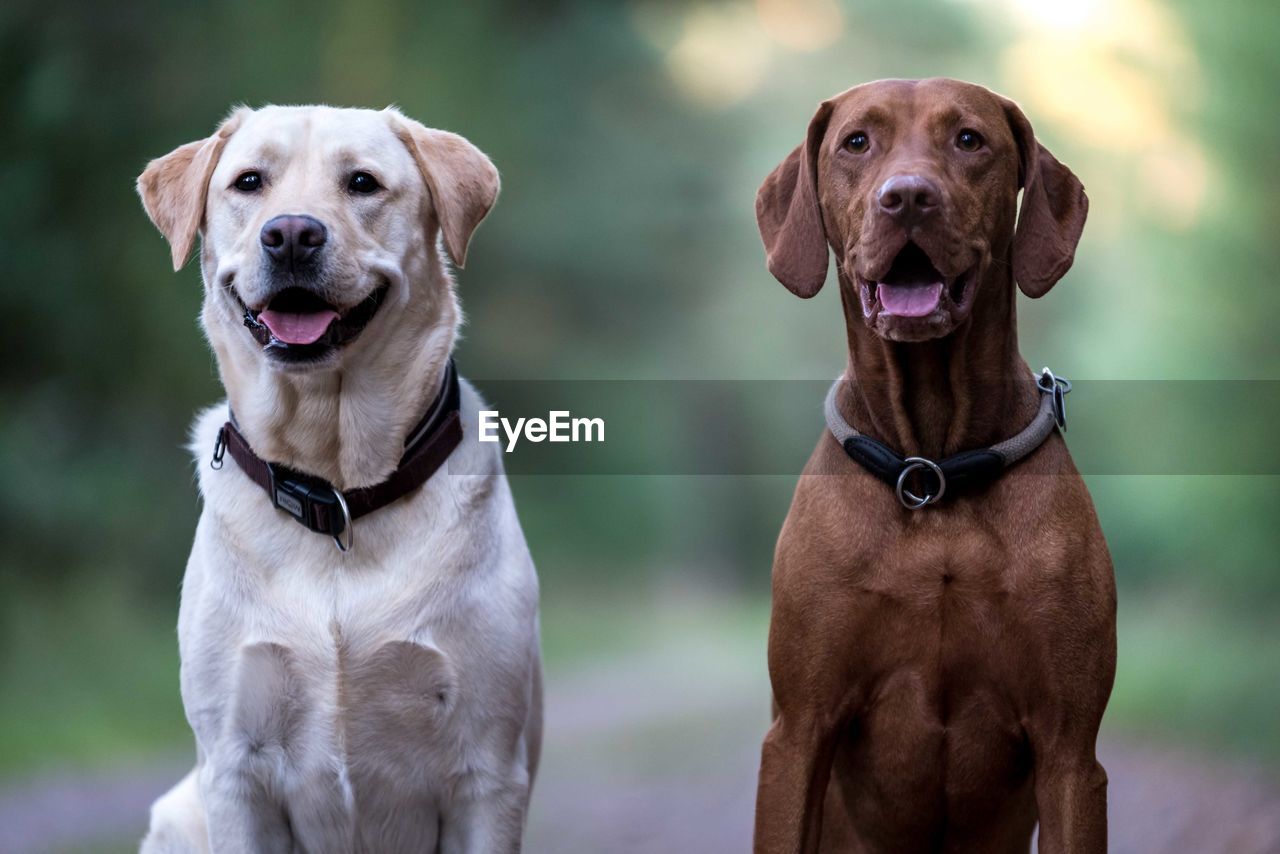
[{"left": 172, "top": 384, "right": 541, "bottom": 852}]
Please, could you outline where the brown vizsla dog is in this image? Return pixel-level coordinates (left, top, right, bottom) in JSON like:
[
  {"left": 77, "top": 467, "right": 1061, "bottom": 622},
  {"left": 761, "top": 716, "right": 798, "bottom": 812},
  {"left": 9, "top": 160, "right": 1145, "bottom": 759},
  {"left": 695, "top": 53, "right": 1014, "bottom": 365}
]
[{"left": 753, "top": 78, "right": 1116, "bottom": 853}]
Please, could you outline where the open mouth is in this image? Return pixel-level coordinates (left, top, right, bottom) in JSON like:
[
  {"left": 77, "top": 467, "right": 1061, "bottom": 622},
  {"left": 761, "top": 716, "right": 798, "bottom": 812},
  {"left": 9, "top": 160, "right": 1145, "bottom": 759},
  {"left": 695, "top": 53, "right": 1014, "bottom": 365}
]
[
  {"left": 858, "top": 242, "right": 973, "bottom": 320},
  {"left": 237, "top": 284, "right": 389, "bottom": 361}
]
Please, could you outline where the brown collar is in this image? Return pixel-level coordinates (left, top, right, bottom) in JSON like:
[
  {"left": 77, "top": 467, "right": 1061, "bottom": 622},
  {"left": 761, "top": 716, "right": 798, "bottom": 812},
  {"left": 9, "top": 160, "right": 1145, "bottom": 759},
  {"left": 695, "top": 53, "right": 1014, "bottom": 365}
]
[{"left": 209, "top": 359, "right": 462, "bottom": 552}]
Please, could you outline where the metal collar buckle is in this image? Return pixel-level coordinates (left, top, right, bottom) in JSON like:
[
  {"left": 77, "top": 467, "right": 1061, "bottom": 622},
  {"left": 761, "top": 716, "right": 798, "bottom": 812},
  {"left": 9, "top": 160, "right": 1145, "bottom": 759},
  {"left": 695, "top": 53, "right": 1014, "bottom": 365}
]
[
  {"left": 267, "top": 465, "right": 354, "bottom": 553},
  {"left": 211, "top": 427, "right": 227, "bottom": 470},
  {"left": 895, "top": 456, "right": 946, "bottom": 510},
  {"left": 1038, "top": 367, "right": 1072, "bottom": 430}
]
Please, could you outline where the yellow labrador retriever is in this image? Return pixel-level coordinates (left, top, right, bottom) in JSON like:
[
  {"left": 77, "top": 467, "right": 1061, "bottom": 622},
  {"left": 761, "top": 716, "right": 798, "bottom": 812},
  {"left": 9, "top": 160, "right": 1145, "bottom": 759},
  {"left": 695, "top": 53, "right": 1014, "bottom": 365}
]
[{"left": 135, "top": 106, "right": 542, "bottom": 853}]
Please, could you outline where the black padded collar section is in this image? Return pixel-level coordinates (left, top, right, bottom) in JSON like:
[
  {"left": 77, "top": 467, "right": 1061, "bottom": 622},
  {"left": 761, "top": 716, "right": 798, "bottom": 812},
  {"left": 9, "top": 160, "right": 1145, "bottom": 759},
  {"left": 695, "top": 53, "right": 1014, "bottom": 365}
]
[{"left": 842, "top": 435, "right": 1006, "bottom": 493}]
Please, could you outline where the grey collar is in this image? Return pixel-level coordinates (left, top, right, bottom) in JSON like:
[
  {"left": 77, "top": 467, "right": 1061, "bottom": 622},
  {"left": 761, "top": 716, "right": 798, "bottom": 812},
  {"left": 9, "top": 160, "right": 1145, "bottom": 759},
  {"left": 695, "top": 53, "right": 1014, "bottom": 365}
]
[{"left": 823, "top": 367, "right": 1071, "bottom": 509}]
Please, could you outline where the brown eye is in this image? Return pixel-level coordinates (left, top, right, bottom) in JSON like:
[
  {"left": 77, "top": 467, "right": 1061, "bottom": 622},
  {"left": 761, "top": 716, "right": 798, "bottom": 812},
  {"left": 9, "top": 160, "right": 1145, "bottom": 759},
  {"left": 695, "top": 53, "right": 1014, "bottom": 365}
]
[
  {"left": 956, "top": 129, "right": 984, "bottom": 152},
  {"left": 348, "top": 171, "right": 381, "bottom": 194},
  {"left": 233, "top": 171, "right": 262, "bottom": 192},
  {"left": 845, "top": 132, "right": 870, "bottom": 153}
]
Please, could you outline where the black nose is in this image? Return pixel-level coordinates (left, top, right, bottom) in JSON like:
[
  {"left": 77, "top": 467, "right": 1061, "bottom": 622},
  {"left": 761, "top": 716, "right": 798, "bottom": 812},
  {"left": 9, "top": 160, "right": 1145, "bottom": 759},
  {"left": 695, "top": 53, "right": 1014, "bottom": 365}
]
[
  {"left": 260, "top": 215, "right": 327, "bottom": 267},
  {"left": 877, "top": 175, "right": 941, "bottom": 225}
]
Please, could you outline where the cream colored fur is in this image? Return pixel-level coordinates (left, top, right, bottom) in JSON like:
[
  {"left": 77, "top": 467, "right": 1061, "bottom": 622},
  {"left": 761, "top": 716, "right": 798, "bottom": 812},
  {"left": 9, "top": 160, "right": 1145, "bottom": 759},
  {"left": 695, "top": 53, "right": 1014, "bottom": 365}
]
[{"left": 135, "top": 105, "right": 542, "bottom": 853}]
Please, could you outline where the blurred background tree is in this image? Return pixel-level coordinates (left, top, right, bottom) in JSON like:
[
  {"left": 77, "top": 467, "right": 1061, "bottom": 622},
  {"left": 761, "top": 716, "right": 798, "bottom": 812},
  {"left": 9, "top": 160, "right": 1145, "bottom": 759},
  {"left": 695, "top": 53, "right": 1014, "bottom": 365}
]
[{"left": 1, "top": 0, "right": 1277, "bottom": 846}]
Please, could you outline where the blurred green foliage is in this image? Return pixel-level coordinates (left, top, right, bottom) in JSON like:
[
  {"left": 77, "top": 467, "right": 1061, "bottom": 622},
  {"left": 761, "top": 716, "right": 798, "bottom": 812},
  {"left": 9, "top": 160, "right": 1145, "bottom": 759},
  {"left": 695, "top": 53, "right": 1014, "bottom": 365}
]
[{"left": 1, "top": 0, "right": 1277, "bottom": 777}]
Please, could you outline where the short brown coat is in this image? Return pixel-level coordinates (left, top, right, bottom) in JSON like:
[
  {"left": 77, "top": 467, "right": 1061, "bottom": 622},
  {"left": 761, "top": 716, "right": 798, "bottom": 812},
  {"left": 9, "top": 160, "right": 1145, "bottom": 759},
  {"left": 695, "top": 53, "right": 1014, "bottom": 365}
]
[{"left": 753, "top": 79, "right": 1115, "bottom": 854}]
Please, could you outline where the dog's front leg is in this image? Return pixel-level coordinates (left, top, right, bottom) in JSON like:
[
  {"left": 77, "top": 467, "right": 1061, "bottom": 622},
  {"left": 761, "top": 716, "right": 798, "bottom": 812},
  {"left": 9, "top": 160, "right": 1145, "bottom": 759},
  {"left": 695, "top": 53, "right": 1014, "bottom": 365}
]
[
  {"left": 1030, "top": 748, "right": 1108, "bottom": 854},
  {"left": 438, "top": 767, "right": 530, "bottom": 854},
  {"left": 754, "top": 553, "right": 859, "bottom": 854},
  {"left": 754, "top": 710, "right": 842, "bottom": 854},
  {"left": 1028, "top": 671, "right": 1112, "bottom": 853},
  {"left": 199, "top": 763, "right": 293, "bottom": 854},
  {"left": 188, "top": 642, "right": 305, "bottom": 853},
  {"left": 1027, "top": 553, "right": 1116, "bottom": 854}
]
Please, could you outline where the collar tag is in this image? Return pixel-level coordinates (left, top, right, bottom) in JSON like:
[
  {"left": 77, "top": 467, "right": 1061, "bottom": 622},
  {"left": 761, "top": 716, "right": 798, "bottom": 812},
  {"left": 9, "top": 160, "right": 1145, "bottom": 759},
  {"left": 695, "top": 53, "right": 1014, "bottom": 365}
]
[
  {"left": 268, "top": 465, "right": 340, "bottom": 529},
  {"left": 273, "top": 483, "right": 305, "bottom": 519}
]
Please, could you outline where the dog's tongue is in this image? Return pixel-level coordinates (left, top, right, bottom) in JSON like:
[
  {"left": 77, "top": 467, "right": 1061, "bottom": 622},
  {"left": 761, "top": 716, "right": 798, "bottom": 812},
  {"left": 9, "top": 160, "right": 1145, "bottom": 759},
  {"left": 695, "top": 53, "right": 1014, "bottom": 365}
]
[
  {"left": 257, "top": 309, "right": 339, "bottom": 345},
  {"left": 878, "top": 282, "right": 943, "bottom": 317}
]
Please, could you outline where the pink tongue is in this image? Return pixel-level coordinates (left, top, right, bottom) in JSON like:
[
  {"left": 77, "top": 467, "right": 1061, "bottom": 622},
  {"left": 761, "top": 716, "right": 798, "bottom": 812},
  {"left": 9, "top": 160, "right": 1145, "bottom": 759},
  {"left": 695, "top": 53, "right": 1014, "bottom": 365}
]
[
  {"left": 258, "top": 309, "right": 339, "bottom": 345},
  {"left": 878, "top": 282, "right": 943, "bottom": 317}
]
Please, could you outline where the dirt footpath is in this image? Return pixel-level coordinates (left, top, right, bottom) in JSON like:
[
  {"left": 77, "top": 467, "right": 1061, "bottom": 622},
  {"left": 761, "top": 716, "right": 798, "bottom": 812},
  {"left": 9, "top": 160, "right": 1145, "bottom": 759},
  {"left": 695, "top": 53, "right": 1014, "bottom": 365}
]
[{"left": 2, "top": 635, "right": 1277, "bottom": 853}]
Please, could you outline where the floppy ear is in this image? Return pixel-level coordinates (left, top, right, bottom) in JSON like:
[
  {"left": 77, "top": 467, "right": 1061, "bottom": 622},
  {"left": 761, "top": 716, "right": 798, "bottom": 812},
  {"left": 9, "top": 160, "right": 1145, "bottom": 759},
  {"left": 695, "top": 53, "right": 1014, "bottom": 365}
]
[
  {"left": 391, "top": 113, "right": 500, "bottom": 268},
  {"left": 137, "top": 110, "right": 245, "bottom": 271},
  {"left": 756, "top": 101, "right": 834, "bottom": 298},
  {"left": 1001, "top": 99, "right": 1088, "bottom": 298}
]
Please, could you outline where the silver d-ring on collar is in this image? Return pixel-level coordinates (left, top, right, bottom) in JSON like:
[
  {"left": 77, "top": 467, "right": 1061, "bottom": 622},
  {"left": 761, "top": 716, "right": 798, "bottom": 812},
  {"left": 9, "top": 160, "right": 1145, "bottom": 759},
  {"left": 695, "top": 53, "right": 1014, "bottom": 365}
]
[
  {"left": 331, "top": 488, "right": 354, "bottom": 553},
  {"left": 895, "top": 456, "right": 946, "bottom": 510},
  {"left": 1038, "top": 367, "right": 1072, "bottom": 430}
]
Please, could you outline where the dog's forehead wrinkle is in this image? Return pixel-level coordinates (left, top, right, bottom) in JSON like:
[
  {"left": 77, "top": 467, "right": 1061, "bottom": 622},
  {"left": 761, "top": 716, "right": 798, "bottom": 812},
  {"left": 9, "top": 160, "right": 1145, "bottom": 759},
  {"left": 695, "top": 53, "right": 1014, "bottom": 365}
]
[
  {"left": 834, "top": 78, "right": 1004, "bottom": 135},
  {"left": 333, "top": 138, "right": 417, "bottom": 184},
  {"left": 924, "top": 106, "right": 965, "bottom": 135},
  {"left": 854, "top": 105, "right": 895, "bottom": 130},
  {"left": 269, "top": 111, "right": 416, "bottom": 188},
  {"left": 217, "top": 136, "right": 285, "bottom": 181},
  {"left": 234, "top": 104, "right": 403, "bottom": 154}
]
